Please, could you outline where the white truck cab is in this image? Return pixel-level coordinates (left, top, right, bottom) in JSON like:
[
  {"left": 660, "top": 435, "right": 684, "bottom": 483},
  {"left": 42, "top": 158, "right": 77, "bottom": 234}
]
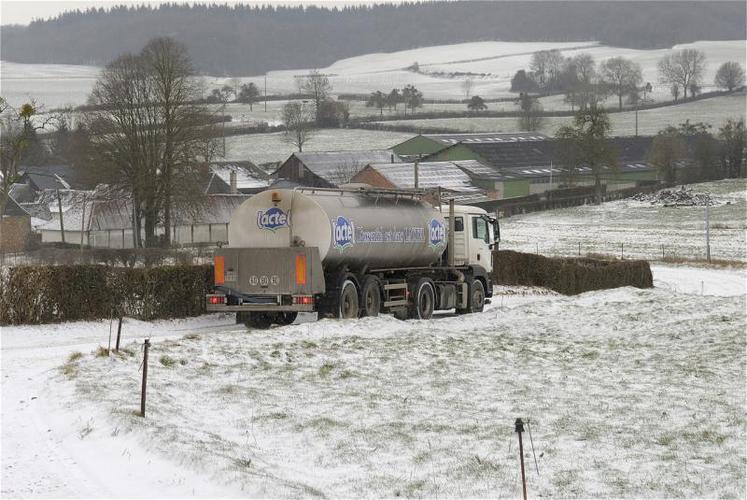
[{"left": 442, "top": 204, "right": 499, "bottom": 273}]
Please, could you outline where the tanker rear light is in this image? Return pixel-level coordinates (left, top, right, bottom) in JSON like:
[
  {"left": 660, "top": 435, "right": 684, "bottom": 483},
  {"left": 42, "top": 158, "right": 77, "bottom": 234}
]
[
  {"left": 295, "top": 254, "right": 307, "bottom": 285},
  {"left": 208, "top": 295, "right": 226, "bottom": 305},
  {"left": 271, "top": 191, "right": 282, "bottom": 203},
  {"left": 292, "top": 295, "right": 314, "bottom": 305}
]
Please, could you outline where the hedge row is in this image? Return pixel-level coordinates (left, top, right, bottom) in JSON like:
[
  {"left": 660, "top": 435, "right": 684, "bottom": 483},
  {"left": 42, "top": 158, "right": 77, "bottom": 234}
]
[
  {"left": 0, "top": 265, "right": 213, "bottom": 325},
  {"left": 492, "top": 250, "right": 653, "bottom": 295}
]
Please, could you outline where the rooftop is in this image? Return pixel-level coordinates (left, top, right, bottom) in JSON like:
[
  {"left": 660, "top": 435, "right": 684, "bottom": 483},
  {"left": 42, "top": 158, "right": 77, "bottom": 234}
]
[
  {"left": 289, "top": 150, "right": 401, "bottom": 183},
  {"left": 366, "top": 161, "right": 481, "bottom": 193},
  {"left": 422, "top": 132, "right": 550, "bottom": 146}
]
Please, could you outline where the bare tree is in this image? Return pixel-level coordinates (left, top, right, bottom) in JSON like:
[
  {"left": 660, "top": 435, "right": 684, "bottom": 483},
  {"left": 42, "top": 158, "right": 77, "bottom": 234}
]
[
  {"left": 718, "top": 118, "right": 746, "bottom": 178},
  {"left": 461, "top": 77, "right": 474, "bottom": 100},
  {"left": 648, "top": 127, "right": 688, "bottom": 184},
  {"left": 330, "top": 160, "right": 365, "bottom": 186},
  {"left": 0, "top": 99, "right": 57, "bottom": 219},
  {"left": 517, "top": 92, "right": 544, "bottom": 131},
  {"left": 86, "top": 37, "right": 216, "bottom": 247},
  {"left": 366, "top": 91, "right": 387, "bottom": 117},
  {"left": 562, "top": 53, "right": 603, "bottom": 111},
  {"left": 281, "top": 101, "right": 315, "bottom": 152},
  {"left": 297, "top": 70, "right": 331, "bottom": 117},
  {"left": 599, "top": 57, "right": 643, "bottom": 110},
  {"left": 237, "top": 83, "right": 260, "bottom": 110},
  {"left": 530, "top": 49, "right": 563, "bottom": 89},
  {"left": 555, "top": 105, "right": 617, "bottom": 202},
  {"left": 657, "top": 49, "right": 706, "bottom": 100},
  {"left": 714, "top": 62, "right": 745, "bottom": 92}
]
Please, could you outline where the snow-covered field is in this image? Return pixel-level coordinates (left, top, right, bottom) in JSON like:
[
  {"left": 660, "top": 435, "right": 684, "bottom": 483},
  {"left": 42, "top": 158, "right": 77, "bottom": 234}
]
[
  {"left": 222, "top": 128, "right": 412, "bottom": 165},
  {"left": 3, "top": 39, "right": 744, "bottom": 108},
  {"left": 500, "top": 179, "right": 747, "bottom": 262},
  {"left": 373, "top": 94, "right": 747, "bottom": 136},
  {"left": 2, "top": 268, "right": 745, "bottom": 497}
]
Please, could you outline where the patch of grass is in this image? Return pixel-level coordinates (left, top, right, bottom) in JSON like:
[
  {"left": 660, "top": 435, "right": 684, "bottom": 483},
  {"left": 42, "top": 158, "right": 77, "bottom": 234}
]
[
  {"left": 338, "top": 369, "right": 355, "bottom": 379},
  {"left": 581, "top": 350, "right": 600, "bottom": 360},
  {"left": 301, "top": 340, "right": 318, "bottom": 349},
  {"left": 234, "top": 457, "right": 252, "bottom": 468},
  {"left": 656, "top": 432, "right": 677, "bottom": 446},
  {"left": 95, "top": 346, "right": 110, "bottom": 357},
  {"left": 182, "top": 333, "right": 201, "bottom": 341},
  {"left": 78, "top": 420, "right": 94, "bottom": 439},
  {"left": 318, "top": 361, "right": 335, "bottom": 377},
  {"left": 67, "top": 351, "right": 83, "bottom": 362},
  {"left": 159, "top": 355, "right": 177, "bottom": 367}
]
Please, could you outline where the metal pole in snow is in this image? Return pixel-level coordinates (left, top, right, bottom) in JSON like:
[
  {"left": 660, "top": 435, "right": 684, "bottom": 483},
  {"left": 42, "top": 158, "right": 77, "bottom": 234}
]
[
  {"left": 515, "top": 418, "right": 528, "bottom": 500},
  {"left": 705, "top": 204, "right": 711, "bottom": 262},
  {"left": 141, "top": 338, "right": 150, "bottom": 417}
]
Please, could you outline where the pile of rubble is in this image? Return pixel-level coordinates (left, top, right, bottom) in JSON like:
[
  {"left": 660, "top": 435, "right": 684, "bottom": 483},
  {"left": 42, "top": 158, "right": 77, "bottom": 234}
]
[{"left": 630, "top": 186, "right": 717, "bottom": 207}]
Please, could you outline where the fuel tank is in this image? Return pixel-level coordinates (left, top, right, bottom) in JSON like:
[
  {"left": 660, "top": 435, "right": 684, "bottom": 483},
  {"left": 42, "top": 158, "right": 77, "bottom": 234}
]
[{"left": 228, "top": 188, "right": 447, "bottom": 269}]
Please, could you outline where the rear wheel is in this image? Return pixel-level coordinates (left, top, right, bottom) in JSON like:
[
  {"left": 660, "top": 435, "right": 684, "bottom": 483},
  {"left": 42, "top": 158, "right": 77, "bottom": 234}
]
[
  {"left": 245, "top": 312, "right": 272, "bottom": 329},
  {"left": 456, "top": 279, "right": 486, "bottom": 315},
  {"left": 274, "top": 311, "right": 298, "bottom": 326},
  {"left": 338, "top": 279, "right": 359, "bottom": 319},
  {"left": 408, "top": 278, "right": 435, "bottom": 320},
  {"left": 359, "top": 276, "right": 381, "bottom": 317}
]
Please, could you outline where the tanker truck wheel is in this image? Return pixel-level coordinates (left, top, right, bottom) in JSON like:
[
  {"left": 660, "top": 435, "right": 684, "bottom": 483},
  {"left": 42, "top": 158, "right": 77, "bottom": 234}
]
[
  {"left": 359, "top": 276, "right": 381, "bottom": 317},
  {"left": 457, "top": 279, "right": 485, "bottom": 315},
  {"left": 274, "top": 312, "right": 298, "bottom": 326},
  {"left": 245, "top": 312, "right": 273, "bottom": 329},
  {"left": 338, "top": 279, "right": 360, "bottom": 319},
  {"left": 408, "top": 278, "right": 435, "bottom": 320}
]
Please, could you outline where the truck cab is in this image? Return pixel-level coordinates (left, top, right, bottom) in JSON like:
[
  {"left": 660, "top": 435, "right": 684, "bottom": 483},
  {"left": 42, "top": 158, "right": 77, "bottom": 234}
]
[{"left": 442, "top": 204, "right": 499, "bottom": 274}]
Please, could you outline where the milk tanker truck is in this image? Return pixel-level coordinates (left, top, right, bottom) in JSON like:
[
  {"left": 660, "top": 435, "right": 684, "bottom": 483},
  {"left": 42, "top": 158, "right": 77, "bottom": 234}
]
[{"left": 206, "top": 187, "right": 499, "bottom": 328}]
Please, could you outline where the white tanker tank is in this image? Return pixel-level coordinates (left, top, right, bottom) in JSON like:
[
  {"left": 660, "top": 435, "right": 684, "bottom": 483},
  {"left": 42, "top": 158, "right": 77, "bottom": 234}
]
[{"left": 228, "top": 188, "right": 447, "bottom": 269}]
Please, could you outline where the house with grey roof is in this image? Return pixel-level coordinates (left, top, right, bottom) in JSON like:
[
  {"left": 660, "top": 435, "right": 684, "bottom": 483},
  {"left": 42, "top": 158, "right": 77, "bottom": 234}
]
[
  {"left": 351, "top": 161, "right": 490, "bottom": 204},
  {"left": 274, "top": 150, "right": 402, "bottom": 187},
  {"left": 204, "top": 161, "right": 271, "bottom": 194}
]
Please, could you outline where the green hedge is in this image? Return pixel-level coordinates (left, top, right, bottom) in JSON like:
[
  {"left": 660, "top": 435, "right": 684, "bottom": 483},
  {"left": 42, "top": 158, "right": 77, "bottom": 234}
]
[
  {"left": 492, "top": 250, "right": 653, "bottom": 295},
  {"left": 0, "top": 265, "right": 213, "bottom": 325}
]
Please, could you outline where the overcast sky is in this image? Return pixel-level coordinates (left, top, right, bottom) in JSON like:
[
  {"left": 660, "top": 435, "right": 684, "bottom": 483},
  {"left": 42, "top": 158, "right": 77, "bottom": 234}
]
[{"left": 0, "top": 0, "right": 398, "bottom": 26}]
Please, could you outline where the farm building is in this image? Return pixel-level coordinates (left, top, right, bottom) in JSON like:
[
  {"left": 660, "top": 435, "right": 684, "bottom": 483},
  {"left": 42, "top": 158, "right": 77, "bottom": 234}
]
[
  {"left": 391, "top": 133, "right": 660, "bottom": 198},
  {"left": 351, "top": 161, "right": 489, "bottom": 203},
  {"left": 38, "top": 194, "right": 249, "bottom": 248},
  {"left": 17, "top": 164, "right": 85, "bottom": 192},
  {"left": 204, "top": 161, "right": 271, "bottom": 194},
  {"left": 274, "top": 150, "right": 402, "bottom": 187}
]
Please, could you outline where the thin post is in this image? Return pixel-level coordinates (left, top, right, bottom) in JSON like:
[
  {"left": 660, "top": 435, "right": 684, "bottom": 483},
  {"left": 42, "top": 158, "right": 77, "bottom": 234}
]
[
  {"left": 413, "top": 158, "right": 420, "bottom": 189},
  {"left": 141, "top": 338, "right": 150, "bottom": 417},
  {"left": 705, "top": 204, "right": 711, "bottom": 262},
  {"left": 515, "top": 418, "right": 528, "bottom": 500},
  {"left": 621, "top": 242, "right": 624, "bottom": 260},
  {"left": 57, "top": 189, "right": 66, "bottom": 243},
  {"left": 662, "top": 244, "right": 665, "bottom": 260},
  {"left": 115, "top": 316, "right": 123, "bottom": 352},
  {"left": 447, "top": 199, "right": 455, "bottom": 268},
  {"left": 578, "top": 242, "right": 581, "bottom": 256},
  {"left": 264, "top": 75, "right": 267, "bottom": 112},
  {"left": 80, "top": 196, "right": 86, "bottom": 251}
]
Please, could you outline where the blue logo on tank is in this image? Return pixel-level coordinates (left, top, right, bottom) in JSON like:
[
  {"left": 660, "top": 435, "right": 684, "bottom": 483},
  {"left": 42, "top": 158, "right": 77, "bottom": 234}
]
[
  {"left": 333, "top": 216, "right": 354, "bottom": 251},
  {"left": 256, "top": 207, "right": 288, "bottom": 231},
  {"left": 428, "top": 218, "right": 446, "bottom": 248}
]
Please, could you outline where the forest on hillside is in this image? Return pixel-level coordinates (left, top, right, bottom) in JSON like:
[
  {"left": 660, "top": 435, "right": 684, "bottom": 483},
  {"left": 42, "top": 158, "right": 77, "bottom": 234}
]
[{"left": 1, "top": 1, "right": 745, "bottom": 76}]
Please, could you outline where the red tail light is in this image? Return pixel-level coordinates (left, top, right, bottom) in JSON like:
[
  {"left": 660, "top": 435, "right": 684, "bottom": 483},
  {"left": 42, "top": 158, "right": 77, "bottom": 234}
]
[
  {"left": 208, "top": 295, "right": 225, "bottom": 305},
  {"left": 292, "top": 295, "right": 314, "bottom": 305}
]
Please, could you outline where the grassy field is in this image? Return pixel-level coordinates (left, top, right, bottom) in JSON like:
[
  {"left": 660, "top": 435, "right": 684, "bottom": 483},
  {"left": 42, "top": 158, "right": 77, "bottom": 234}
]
[
  {"left": 371, "top": 94, "right": 746, "bottom": 136},
  {"left": 65, "top": 284, "right": 746, "bottom": 497},
  {"left": 222, "top": 128, "right": 413, "bottom": 165},
  {"left": 499, "top": 179, "right": 747, "bottom": 262}
]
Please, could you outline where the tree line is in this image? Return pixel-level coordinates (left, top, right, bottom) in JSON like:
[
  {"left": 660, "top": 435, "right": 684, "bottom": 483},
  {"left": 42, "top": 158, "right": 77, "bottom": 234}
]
[
  {"left": 2, "top": 2, "right": 745, "bottom": 76},
  {"left": 513, "top": 49, "right": 745, "bottom": 112}
]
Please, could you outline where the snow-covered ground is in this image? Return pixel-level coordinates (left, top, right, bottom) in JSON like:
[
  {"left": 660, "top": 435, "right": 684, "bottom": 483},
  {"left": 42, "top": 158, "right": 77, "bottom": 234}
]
[
  {"left": 500, "top": 179, "right": 747, "bottom": 262},
  {"left": 3, "top": 39, "right": 745, "bottom": 108},
  {"left": 2, "top": 268, "right": 745, "bottom": 497}
]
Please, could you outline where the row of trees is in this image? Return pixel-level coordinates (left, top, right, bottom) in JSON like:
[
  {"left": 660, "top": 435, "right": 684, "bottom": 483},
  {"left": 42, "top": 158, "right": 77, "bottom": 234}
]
[
  {"left": 365, "top": 86, "right": 424, "bottom": 116},
  {"left": 555, "top": 105, "right": 746, "bottom": 202},
  {"left": 513, "top": 48, "right": 745, "bottom": 109}
]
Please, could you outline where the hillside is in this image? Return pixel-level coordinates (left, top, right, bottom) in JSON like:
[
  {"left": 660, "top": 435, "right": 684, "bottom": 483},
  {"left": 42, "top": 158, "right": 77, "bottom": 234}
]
[{"left": 1, "top": 1, "right": 745, "bottom": 76}]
